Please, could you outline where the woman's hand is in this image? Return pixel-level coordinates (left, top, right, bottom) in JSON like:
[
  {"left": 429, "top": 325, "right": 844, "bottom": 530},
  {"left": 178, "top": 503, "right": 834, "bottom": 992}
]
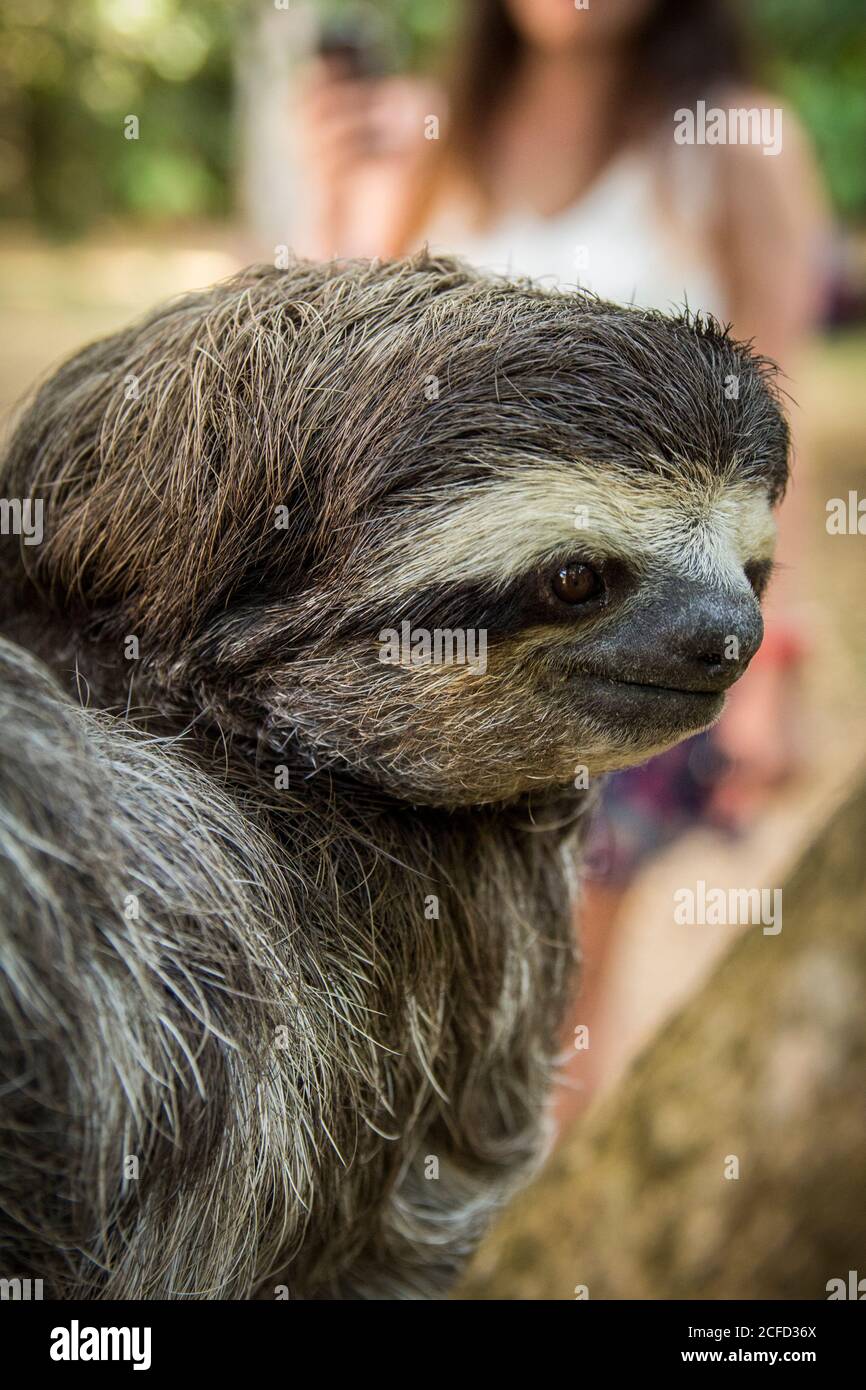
[{"left": 294, "top": 59, "right": 437, "bottom": 258}]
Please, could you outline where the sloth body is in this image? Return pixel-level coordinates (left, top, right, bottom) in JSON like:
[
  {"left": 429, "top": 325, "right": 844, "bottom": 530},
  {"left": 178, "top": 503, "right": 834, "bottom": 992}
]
[
  {"left": 0, "top": 254, "right": 788, "bottom": 1298},
  {"left": 0, "top": 639, "right": 574, "bottom": 1298}
]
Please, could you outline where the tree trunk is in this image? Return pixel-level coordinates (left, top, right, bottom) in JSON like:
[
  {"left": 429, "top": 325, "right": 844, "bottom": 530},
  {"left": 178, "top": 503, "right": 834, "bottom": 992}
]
[{"left": 459, "top": 774, "right": 866, "bottom": 1300}]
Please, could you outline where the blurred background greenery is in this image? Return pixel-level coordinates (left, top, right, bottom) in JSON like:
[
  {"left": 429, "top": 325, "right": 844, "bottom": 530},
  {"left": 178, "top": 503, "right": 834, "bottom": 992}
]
[{"left": 1, "top": 0, "right": 864, "bottom": 235}]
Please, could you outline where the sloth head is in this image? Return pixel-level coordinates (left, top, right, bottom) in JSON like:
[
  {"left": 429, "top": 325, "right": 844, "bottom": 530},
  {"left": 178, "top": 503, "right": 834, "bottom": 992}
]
[{"left": 2, "top": 254, "right": 789, "bottom": 807}]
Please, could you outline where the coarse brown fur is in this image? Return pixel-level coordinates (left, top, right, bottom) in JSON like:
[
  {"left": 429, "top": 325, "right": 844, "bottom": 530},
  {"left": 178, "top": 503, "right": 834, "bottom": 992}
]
[{"left": 0, "top": 252, "right": 789, "bottom": 1298}]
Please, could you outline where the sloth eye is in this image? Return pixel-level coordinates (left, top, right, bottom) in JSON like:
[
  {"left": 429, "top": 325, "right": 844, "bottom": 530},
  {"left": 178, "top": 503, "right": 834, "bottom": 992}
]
[{"left": 551, "top": 561, "right": 603, "bottom": 605}]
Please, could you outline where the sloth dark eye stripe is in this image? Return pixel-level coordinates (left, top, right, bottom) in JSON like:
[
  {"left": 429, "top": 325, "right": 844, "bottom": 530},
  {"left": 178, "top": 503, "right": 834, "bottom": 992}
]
[
  {"left": 335, "top": 559, "right": 623, "bottom": 644},
  {"left": 334, "top": 578, "right": 531, "bottom": 642}
]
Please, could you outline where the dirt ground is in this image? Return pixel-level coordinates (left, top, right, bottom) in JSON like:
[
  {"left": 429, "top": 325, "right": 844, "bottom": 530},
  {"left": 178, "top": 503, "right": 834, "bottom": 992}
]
[{"left": 2, "top": 225, "right": 864, "bottom": 1110}]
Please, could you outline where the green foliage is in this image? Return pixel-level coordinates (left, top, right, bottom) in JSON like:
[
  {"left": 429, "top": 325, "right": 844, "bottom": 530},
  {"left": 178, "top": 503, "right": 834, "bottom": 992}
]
[
  {"left": 0, "top": 0, "right": 238, "bottom": 233},
  {"left": 751, "top": 0, "right": 866, "bottom": 219},
  {"left": 0, "top": 0, "right": 862, "bottom": 234}
]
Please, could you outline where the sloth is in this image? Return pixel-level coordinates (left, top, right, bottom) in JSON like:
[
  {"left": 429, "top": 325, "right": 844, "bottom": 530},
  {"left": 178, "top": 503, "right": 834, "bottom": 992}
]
[{"left": 0, "top": 252, "right": 788, "bottom": 1299}]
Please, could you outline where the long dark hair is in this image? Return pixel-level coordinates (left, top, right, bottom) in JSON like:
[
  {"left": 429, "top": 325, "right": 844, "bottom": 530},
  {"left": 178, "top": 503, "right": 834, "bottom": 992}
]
[{"left": 392, "top": 0, "right": 748, "bottom": 250}]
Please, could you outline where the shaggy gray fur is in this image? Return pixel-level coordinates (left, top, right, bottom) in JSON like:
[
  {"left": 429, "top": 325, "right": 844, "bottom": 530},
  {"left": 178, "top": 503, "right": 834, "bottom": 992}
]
[{"left": 0, "top": 252, "right": 788, "bottom": 1298}]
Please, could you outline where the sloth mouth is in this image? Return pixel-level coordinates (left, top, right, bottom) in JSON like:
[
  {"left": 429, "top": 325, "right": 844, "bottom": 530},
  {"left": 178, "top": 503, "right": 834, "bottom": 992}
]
[
  {"left": 609, "top": 678, "right": 724, "bottom": 699},
  {"left": 579, "top": 674, "right": 725, "bottom": 724}
]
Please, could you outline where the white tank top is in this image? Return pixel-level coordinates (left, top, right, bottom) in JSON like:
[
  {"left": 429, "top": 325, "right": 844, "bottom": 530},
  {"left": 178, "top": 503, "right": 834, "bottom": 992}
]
[{"left": 425, "top": 148, "right": 726, "bottom": 319}]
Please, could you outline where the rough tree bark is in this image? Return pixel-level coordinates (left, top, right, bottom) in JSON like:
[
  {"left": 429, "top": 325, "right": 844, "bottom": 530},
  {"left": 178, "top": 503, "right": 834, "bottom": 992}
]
[{"left": 459, "top": 775, "right": 866, "bottom": 1300}]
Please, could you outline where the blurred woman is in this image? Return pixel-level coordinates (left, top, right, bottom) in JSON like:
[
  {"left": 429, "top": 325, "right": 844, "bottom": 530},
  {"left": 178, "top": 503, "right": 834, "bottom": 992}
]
[{"left": 296, "top": 0, "right": 824, "bottom": 363}]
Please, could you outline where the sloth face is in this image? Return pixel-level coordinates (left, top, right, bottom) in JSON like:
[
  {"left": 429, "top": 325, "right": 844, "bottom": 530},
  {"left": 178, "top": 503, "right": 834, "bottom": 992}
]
[
  {"left": 2, "top": 256, "right": 789, "bottom": 807},
  {"left": 258, "top": 459, "right": 776, "bottom": 806}
]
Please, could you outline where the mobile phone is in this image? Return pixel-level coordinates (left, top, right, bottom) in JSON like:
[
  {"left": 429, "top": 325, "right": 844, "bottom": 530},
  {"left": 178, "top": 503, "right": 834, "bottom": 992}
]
[{"left": 316, "top": 12, "right": 385, "bottom": 79}]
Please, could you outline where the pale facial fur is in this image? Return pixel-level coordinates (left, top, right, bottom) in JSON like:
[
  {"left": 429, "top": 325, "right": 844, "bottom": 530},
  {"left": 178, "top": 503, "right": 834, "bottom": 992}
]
[{"left": 371, "top": 461, "right": 777, "bottom": 600}]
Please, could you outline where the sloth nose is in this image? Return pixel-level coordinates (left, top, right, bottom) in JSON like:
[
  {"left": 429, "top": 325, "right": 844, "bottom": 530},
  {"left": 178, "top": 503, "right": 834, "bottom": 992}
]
[
  {"left": 664, "top": 580, "right": 764, "bottom": 691},
  {"left": 606, "top": 575, "right": 765, "bottom": 694}
]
